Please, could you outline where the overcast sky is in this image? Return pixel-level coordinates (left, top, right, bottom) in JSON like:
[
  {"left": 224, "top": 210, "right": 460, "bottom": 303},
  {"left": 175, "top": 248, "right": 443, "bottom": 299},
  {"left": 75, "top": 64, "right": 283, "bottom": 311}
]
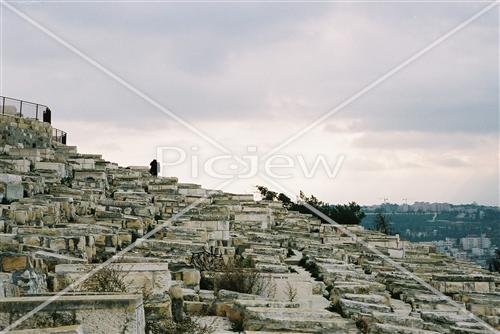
[{"left": 1, "top": 1, "right": 498, "bottom": 206}]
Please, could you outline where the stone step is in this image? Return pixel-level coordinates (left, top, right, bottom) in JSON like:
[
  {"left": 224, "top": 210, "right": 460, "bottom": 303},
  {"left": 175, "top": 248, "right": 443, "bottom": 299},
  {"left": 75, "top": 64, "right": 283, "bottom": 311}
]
[
  {"left": 338, "top": 298, "right": 392, "bottom": 317},
  {"left": 366, "top": 311, "right": 424, "bottom": 328},
  {"left": 245, "top": 332, "right": 311, "bottom": 334},
  {"left": 449, "top": 326, "right": 497, "bottom": 334},
  {"left": 284, "top": 250, "right": 303, "bottom": 265},
  {"left": 247, "top": 308, "right": 336, "bottom": 319},
  {"left": 9, "top": 325, "right": 84, "bottom": 333},
  {"left": 244, "top": 307, "right": 359, "bottom": 333},
  {"left": 368, "top": 323, "right": 440, "bottom": 334}
]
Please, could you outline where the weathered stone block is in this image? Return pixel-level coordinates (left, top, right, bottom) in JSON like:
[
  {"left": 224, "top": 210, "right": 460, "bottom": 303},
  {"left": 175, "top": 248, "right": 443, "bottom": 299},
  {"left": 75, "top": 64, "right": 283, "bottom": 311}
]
[
  {"left": 0, "top": 294, "right": 145, "bottom": 334},
  {"left": 1, "top": 255, "right": 28, "bottom": 272},
  {"left": 181, "top": 269, "right": 201, "bottom": 287},
  {"left": 0, "top": 173, "right": 24, "bottom": 201},
  {"left": 34, "top": 162, "right": 67, "bottom": 178}
]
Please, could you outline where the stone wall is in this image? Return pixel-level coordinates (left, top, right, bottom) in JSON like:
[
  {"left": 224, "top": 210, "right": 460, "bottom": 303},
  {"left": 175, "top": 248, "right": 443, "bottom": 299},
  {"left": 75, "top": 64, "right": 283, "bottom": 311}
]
[
  {"left": 54, "top": 263, "right": 171, "bottom": 294},
  {"left": 10, "top": 324, "right": 84, "bottom": 333},
  {"left": 0, "top": 115, "right": 52, "bottom": 149},
  {"left": 0, "top": 173, "right": 23, "bottom": 202},
  {"left": 0, "top": 294, "right": 145, "bottom": 334},
  {"left": 0, "top": 252, "right": 47, "bottom": 296}
]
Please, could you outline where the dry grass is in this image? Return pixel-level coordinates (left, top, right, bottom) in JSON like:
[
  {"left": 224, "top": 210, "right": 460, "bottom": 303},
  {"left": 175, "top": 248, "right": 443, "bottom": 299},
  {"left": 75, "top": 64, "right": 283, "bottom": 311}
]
[
  {"left": 148, "top": 317, "right": 215, "bottom": 334},
  {"left": 79, "top": 266, "right": 129, "bottom": 293},
  {"left": 286, "top": 281, "right": 298, "bottom": 302},
  {"left": 213, "top": 257, "right": 273, "bottom": 296}
]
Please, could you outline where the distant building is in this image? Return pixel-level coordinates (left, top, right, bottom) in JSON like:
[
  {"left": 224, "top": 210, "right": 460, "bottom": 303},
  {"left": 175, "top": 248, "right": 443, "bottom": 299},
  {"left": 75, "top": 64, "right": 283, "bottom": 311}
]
[
  {"left": 471, "top": 248, "right": 485, "bottom": 256},
  {"left": 431, "top": 238, "right": 459, "bottom": 254},
  {"left": 460, "top": 235, "right": 491, "bottom": 251},
  {"left": 452, "top": 251, "right": 468, "bottom": 260}
]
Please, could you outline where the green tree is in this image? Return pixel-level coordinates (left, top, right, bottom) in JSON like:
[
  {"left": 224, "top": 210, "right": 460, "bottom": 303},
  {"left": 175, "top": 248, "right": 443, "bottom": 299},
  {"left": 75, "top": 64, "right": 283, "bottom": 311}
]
[
  {"left": 325, "top": 202, "right": 366, "bottom": 225},
  {"left": 256, "top": 186, "right": 278, "bottom": 201},
  {"left": 487, "top": 249, "right": 500, "bottom": 273},
  {"left": 373, "top": 212, "right": 392, "bottom": 235},
  {"left": 256, "top": 186, "right": 365, "bottom": 225},
  {"left": 257, "top": 186, "right": 298, "bottom": 210}
]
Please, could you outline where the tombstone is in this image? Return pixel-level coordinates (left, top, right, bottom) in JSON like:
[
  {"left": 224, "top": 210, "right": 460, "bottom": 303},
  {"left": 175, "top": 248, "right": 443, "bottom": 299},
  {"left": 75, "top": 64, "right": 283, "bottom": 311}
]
[{"left": 169, "top": 285, "right": 184, "bottom": 322}]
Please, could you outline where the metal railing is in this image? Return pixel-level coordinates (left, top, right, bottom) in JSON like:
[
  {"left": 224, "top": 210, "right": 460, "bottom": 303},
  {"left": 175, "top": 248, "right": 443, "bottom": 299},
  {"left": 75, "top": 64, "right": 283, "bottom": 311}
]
[
  {"left": 1, "top": 95, "right": 67, "bottom": 144},
  {"left": 1, "top": 95, "right": 49, "bottom": 120},
  {"left": 52, "top": 128, "right": 67, "bottom": 145}
]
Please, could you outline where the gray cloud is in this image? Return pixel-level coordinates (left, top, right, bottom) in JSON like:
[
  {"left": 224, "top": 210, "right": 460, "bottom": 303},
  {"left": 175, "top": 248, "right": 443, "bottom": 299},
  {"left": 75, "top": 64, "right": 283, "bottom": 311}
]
[
  {"left": 438, "top": 157, "right": 471, "bottom": 168},
  {"left": 1, "top": 2, "right": 498, "bottom": 205},
  {"left": 348, "top": 131, "right": 496, "bottom": 150},
  {"left": 3, "top": 2, "right": 497, "bottom": 131}
]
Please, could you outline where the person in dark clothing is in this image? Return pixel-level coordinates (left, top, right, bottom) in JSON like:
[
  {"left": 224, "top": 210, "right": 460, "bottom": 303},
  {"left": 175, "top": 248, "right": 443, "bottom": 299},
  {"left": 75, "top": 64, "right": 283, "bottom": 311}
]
[
  {"left": 149, "top": 159, "right": 160, "bottom": 177},
  {"left": 43, "top": 107, "right": 52, "bottom": 124}
]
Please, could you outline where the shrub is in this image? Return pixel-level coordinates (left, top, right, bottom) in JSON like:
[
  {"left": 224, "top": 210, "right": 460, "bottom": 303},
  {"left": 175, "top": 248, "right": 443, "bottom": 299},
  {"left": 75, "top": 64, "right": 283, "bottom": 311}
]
[
  {"left": 286, "top": 282, "right": 298, "bottom": 302},
  {"left": 148, "top": 317, "right": 215, "bottom": 334},
  {"left": 19, "top": 312, "right": 78, "bottom": 331},
  {"left": 199, "top": 273, "right": 214, "bottom": 290},
  {"left": 214, "top": 258, "right": 266, "bottom": 295},
  {"left": 230, "top": 318, "right": 245, "bottom": 332},
  {"left": 355, "top": 317, "right": 370, "bottom": 333},
  {"left": 298, "top": 256, "right": 321, "bottom": 280},
  {"left": 190, "top": 250, "right": 225, "bottom": 272},
  {"left": 327, "top": 301, "right": 342, "bottom": 315},
  {"left": 79, "top": 266, "right": 129, "bottom": 293},
  {"left": 0, "top": 244, "right": 19, "bottom": 252},
  {"left": 61, "top": 177, "right": 73, "bottom": 187}
]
